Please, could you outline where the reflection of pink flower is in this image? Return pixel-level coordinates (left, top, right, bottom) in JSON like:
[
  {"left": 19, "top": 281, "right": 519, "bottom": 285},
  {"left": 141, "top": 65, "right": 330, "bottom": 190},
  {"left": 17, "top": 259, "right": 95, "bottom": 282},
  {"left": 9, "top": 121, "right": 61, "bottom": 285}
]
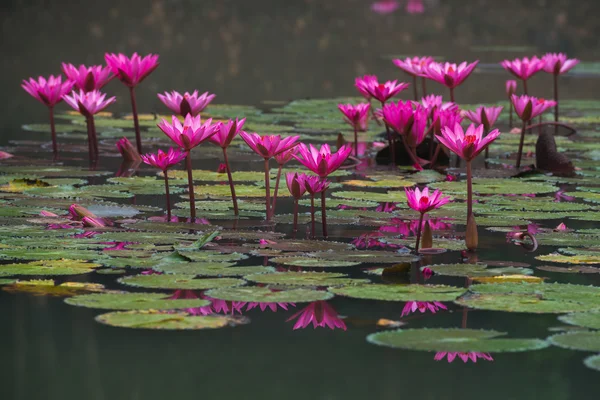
[
  {"left": 246, "top": 302, "right": 295, "bottom": 312},
  {"left": 434, "top": 352, "right": 494, "bottom": 363},
  {"left": 352, "top": 232, "right": 399, "bottom": 249},
  {"left": 506, "top": 223, "right": 539, "bottom": 241},
  {"left": 287, "top": 301, "right": 346, "bottom": 330},
  {"left": 405, "top": 0, "right": 424, "bottom": 14},
  {"left": 376, "top": 202, "right": 398, "bottom": 212},
  {"left": 371, "top": 1, "right": 400, "bottom": 15},
  {"left": 401, "top": 301, "right": 447, "bottom": 317},
  {"left": 554, "top": 191, "right": 575, "bottom": 202}
]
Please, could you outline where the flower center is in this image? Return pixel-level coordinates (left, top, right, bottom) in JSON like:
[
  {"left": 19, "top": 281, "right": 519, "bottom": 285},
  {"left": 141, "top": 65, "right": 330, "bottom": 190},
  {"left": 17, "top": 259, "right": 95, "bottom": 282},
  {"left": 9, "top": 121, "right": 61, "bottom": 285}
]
[
  {"left": 465, "top": 135, "right": 476, "bottom": 144},
  {"left": 419, "top": 196, "right": 429, "bottom": 205},
  {"left": 537, "top": 98, "right": 545, "bottom": 103},
  {"left": 378, "top": 84, "right": 385, "bottom": 91},
  {"left": 447, "top": 66, "right": 455, "bottom": 74}
]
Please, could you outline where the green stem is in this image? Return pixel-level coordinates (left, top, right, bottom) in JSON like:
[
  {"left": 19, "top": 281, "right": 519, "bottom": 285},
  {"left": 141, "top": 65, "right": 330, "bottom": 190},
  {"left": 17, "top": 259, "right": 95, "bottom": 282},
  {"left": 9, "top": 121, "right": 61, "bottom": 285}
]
[
  {"left": 271, "top": 163, "right": 283, "bottom": 217},
  {"left": 222, "top": 148, "right": 238, "bottom": 216},
  {"left": 516, "top": 119, "right": 527, "bottom": 168}
]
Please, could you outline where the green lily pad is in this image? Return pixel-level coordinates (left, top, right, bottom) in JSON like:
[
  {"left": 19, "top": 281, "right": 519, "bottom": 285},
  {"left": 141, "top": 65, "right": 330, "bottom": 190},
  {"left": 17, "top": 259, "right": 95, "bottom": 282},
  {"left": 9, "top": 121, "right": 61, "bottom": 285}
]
[
  {"left": 65, "top": 292, "right": 211, "bottom": 310},
  {"left": 205, "top": 286, "right": 333, "bottom": 303},
  {"left": 117, "top": 274, "right": 245, "bottom": 290},
  {"left": 95, "top": 310, "right": 245, "bottom": 330},
  {"left": 244, "top": 271, "right": 368, "bottom": 287},
  {"left": 307, "top": 250, "right": 419, "bottom": 264},
  {"left": 0, "top": 247, "right": 100, "bottom": 261},
  {"left": 427, "top": 263, "right": 533, "bottom": 278},
  {"left": 268, "top": 256, "right": 360, "bottom": 268},
  {"left": 548, "top": 331, "right": 600, "bottom": 352},
  {"left": 155, "top": 262, "right": 273, "bottom": 276},
  {"left": 584, "top": 354, "right": 600, "bottom": 372},
  {"left": 0, "top": 259, "right": 100, "bottom": 276},
  {"left": 558, "top": 312, "right": 600, "bottom": 330},
  {"left": 367, "top": 328, "right": 549, "bottom": 353},
  {"left": 535, "top": 253, "right": 600, "bottom": 264},
  {"left": 330, "top": 284, "right": 465, "bottom": 302}
]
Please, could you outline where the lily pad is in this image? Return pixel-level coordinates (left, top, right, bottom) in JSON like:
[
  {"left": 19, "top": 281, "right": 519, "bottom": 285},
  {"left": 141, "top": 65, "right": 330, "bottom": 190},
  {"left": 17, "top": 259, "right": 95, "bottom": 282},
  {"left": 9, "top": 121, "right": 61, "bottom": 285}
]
[
  {"left": 244, "top": 271, "right": 368, "bottom": 287},
  {"left": 268, "top": 256, "right": 360, "bottom": 268},
  {"left": 558, "top": 312, "right": 600, "bottom": 330},
  {"left": 65, "top": 292, "right": 211, "bottom": 310},
  {"left": 95, "top": 310, "right": 245, "bottom": 330},
  {"left": 584, "top": 354, "right": 600, "bottom": 372},
  {"left": 0, "top": 259, "right": 100, "bottom": 276},
  {"left": 155, "top": 262, "right": 273, "bottom": 276},
  {"left": 330, "top": 284, "right": 465, "bottom": 302},
  {"left": 426, "top": 263, "right": 533, "bottom": 278},
  {"left": 117, "top": 274, "right": 245, "bottom": 290},
  {"left": 548, "top": 331, "right": 600, "bottom": 352}
]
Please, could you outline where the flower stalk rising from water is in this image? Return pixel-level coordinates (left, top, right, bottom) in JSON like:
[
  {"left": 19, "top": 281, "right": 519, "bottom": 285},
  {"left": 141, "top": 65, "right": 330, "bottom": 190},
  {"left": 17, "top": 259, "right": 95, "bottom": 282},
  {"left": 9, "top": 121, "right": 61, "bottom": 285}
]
[
  {"left": 286, "top": 172, "right": 307, "bottom": 232},
  {"left": 271, "top": 147, "right": 298, "bottom": 216},
  {"left": 338, "top": 103, "right": 370, "bottom": 156},
  {"left": 405, "top": 187, "right": 450, "bottom": 253},
  {"left": 541, "top": 53, "right": 580, "bottom": 124}
]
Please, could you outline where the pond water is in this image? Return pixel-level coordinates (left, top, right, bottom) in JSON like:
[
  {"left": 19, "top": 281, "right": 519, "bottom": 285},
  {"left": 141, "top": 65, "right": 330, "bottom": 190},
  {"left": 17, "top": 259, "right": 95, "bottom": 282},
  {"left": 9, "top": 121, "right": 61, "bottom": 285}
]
[{"left": 2, "top": 1, "right": 600, "bottom": 399}]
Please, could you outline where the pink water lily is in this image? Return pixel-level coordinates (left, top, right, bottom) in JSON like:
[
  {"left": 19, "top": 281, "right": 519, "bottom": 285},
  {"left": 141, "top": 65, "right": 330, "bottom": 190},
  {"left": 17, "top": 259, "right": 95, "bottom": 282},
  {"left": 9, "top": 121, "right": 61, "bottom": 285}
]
[
  {"left": 338, "top": 103, "right": 370, "bottom": 156},
  {"left": 406, "top": 0, "right": 424, "bottom": 13},
  {"left": 423, "top": 61, "right": 478, "bottom": 101},
  {"left": 371, "top": 0, "right": 399, "bottom": 15},
  {"left": 61, "top": 63, "right": 113, "bottom": 92},
  {"left": 506, "top": 80, "right": 517, "bottom": 96},
  {"left": 141, "top": 147, "right": 187, "bottom": 171},
  {"left": 303, "top": 172, "right": 332, "bottom": 238},
  {"left": 463, "top": 106, "right": 503, "bottom": 132},
  {"left": 417, "top": 94, "right": 457, "bottom": 116},
  {"left": 405, "top": 187, "right": 450, "bottom": 214},
  {"left": 542, "top": 53, "right": 580, "bottom": 123},
  {"left": 286, "top": 172, "right": 307, "bottom": 232},
  {"left": 501, "top": 56, "right": 544, "bottom": 94},
  {"left": 438, "top": 123, "right": 500, "bottom": 162},
  {"left": 287, "top": 301, "right": 346, "bottom": 331},
  {"left": 393, "top": 56, "right": 434, "bottom": 77},
  {"left": 105, "top": 52, "right": 159, "bottom": 154},
  {"left": 355, "top": 75, "right": 379, "bottom": 100},
  {"left": 116, "top": 137, "right": 141, "bottom": 162},
  {"left": 157, "top": 90, "right": 215, "bottom": 117},
  {"left": 511, "top": 95, "right": 557, "bottom": 122},
  {"left": 434, "top": 352, "right": 494, "bottom": 363},
  {"left": 270, "top": 146, "right": 299, "bottom": 217},
  {"left": 22, "top": 75, "right": 74, "bottom": 158},
  {"left": 382, "top": 100, "right": 416, "bottom": 136},
  {"left": 401, "top": 301, "right": 447, "bottom": 317},
  {"left": 365, "top": 79, "right": 409, "bottom": 104},
  {"left": 293, "top": 143, "right": 352, "bottom": 178}
]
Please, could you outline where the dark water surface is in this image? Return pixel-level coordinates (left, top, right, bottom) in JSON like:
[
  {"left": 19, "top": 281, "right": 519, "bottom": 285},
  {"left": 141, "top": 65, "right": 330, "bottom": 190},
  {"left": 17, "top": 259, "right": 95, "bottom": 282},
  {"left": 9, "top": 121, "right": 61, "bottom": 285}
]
[{"left": 2, "top": 1, "right": 600, "bottom": 399}]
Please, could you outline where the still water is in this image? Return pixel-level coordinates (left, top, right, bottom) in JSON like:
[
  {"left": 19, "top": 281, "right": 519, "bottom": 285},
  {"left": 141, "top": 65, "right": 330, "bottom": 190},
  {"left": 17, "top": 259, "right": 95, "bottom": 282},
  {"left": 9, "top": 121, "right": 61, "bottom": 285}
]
[{"left": 1, "top": 1, "right": 600, "bottom": 399}]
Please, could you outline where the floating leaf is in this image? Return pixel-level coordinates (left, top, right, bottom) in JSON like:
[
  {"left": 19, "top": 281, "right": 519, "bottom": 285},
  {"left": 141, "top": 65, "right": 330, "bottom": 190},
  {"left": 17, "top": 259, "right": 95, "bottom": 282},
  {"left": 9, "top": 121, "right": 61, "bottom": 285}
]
[
  {"left": 0, "top": 259, "right": 100, "bottom": 276},
  {"left": 548, "top": 331, "right": 600, "bottom": 352},
  {"left": 269, "top": 256, "right": 360, "bottom": 268},
  {"left": 584, "top": 354, "right": 600, "bottom": 372},
  {"left": 535, "top": 253, "right": 600, "bottom": 264},
  {"left": 65, "top": 292, "right": 211, "bottom": 310},
  {"left": 537, "top": 265, "right": 600, "bottom": 274},
  {"left": 156, "top": 262, "right": 274, "bottom": 277},
  {"left": 307, "top": 250, "right": 419, "bottom": 264},
  {"left": 330, "top": 284, "right": 465, "bottom": 302},
  {"left": 95, "top": 310, "right": 246, "bottom": 330},
  {"left": 558, "top": 312, "right": 600, "bottom": 330},
  {"left": 244, "top": 271, "right": 368, "bottom": 287},
  {"left": 118, "top": 274, "right": 245, "bottom": 290},
  {"left": 426, "top": 263, "right": 533, "bottom": 278}
]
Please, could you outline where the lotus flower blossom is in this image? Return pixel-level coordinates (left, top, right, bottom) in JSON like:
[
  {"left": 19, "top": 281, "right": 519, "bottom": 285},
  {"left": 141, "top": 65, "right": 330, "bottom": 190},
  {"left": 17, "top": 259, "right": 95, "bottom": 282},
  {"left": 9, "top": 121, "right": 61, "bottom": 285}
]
[
  {"left": 304, "top": 175, "right": 330, "bottom": 195},
  {"left": 274, "top": 146, "right": 298, "bottom": 165},
  {"left": 432, "top": 107, "right": 463, "bottom": 134},
  {"left": 364, "top": 79, "right": 409, "bottom": 104},
  {"left": 501, "top": 56, "right": 545, "bottom": 83},
  {"left": 393, "top": 56, "right": 434, "bottom": 77},
  {"left": 141, "top": 147, "right": 187, "bottom": 171},
  {"left": 406, "top": 0, "right": 424, "bottom": 14},
  {"left": 423, "top": 61, "right": 478, "bottom": 101},
  {"left": 355, "top": 75, "right": 379, "bottom": 100},
  {"left": 511, "top": 95, "right": 557, "bottom": 122},
  {"left": 104, "top": 52, "right": 159, "bottom": 87},
  {"left": 239, "top": 132, "right": 300, "bottom": 159},
  {"left": 209, "top": 118, "right": 245, "bottom": 148},
  {"left": 293, "top": 143, "right": 352, "bottom": 178},
  {"left": 405, "top": 187, "right": 450, "bottom": 214},
  {"left": 286, "top": 172, "right": 307, "bottom": 199},
  {"left": 63, "top": 89, "right": 116, "bottom": 118},
  {"left": 463, "top": 106, "right": 503, "bottom": 132},
  {"left": 381, "top": 100, "right": 415, "bottom": 136},
  {"left": 338, "top": 103, "right": 370, "bottom": 132},
  {"left": 418, "top": 94, "right": 457, "bottom": 115},
  {"left": 158, "top": 114, "right": 218, "bottom": 151},
  {"left": 22, "top": 75, "right": 74, "bottom": 108},
  {"left": 116, "top": 137, "right": 141, "bottom": 162},
  {"left": 158, "top": 90, "right": 215, "bottom": 117},
  {"left": 437, "top": 123, "right": 501, "bottom": 161},
  {"left": 434, "top": 352, "right": 494, "bottom": 363},
  {"left": 542, "top": 53, "right": 580, "bottom": 75},
  {"left": 401, "top": 301, "right": 447, "bottom": 317},
  {"left": 554, "top": 191, "right": 575, "bottom": 202},
  {"left": 61, "top": 63, "right": 113, "bottom": 92},
  {"left": 287, "top": 301, "right": 346, "bottom": 330},
  {"left": 105, "top": 52, "right": 159, "bottom": 154},
  {"left": 406, "top": 106, "right": 428, "bottom": 147},
  {"left": 506, "top": 80, "right": 517, "bottom": 96},
  {"left": 371, "top": 1, "right": 399, "bottom": 15}
]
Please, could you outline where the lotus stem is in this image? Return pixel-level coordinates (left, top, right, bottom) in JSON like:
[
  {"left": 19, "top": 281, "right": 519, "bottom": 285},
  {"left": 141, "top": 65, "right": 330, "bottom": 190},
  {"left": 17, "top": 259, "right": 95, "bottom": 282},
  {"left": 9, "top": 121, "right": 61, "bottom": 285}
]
[
  {"left": 353, "top": 125, "right": 358, "bottom": 157},
  {"left": 516, "top": 119, "right": 527, "bottom": 168},
  {"left": 321, "top": 188, "right": 328, "bottom": 238},
  {"left": 449, "top": 86, "right": 455, "bottom": 103},
  {"left": 415, "top": 213, "right": 424, "bottom": 253},
  {"left": 421, "top": 77, "right": 427, "bottom": 97},
  {"left": 381, "top": 101, "right": 395, "bottom": 164},
  {"left": 49, "top": 106, "right": 58, "bottom": 160},
  {"left": 310, "top": 194, "right": 316, "bottom": 238},
  {"left": 553, "top": 73, "right": 559, "bottom": 122},
  {"left": 222, "top": 147, "right": 238, "bottom": 216},
  {"left": 163, "top": 170, "right": 171, "bottom": 221},
  {"left": 264, "top": 158, "right": 271, "bottom": 221},
  {"left": 484, "top": 129, "right": 490, "bottom": 159},
  {"left": 89, "top": 115, "right": 99, "bottom": 160},
  {"left": 271, "top": 163, "right": 283, "bottom": 217},
  {"left": 129, "top": 86, "right": 142, "bottom": 154},
  {"left": 185, "top": 154, "right": 196, "bottom": 221},
  {"left": 293, "top": 198, "right": 299, "bottom": 232},
  {"left": 522, "top": 79, "right": 528, "bottom": 96},
  {"left": 412, "top": 75, "right": 418, "bottom": 101},
  {"left": 466, "top": 159, "right": 473, "bottom": 218},
  {"left": 85, "top": 116, "right": 94, "bottom": 162},
  {"left": 509, "top": 100, "right": 513, "bottom": 129},
  {"left": 400, "top": 135, "right": 421, "bottom": 168},
  {"left": 430, "top": 143, "right": 442, "bottom": 168}
]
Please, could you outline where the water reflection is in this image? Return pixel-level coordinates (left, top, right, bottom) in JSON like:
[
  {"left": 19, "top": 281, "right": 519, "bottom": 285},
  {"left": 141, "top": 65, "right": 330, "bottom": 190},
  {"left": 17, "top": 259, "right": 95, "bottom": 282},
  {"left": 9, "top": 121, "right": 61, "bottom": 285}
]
[
  {"left": 400, "top": 300, "right": 447, "bottom": 317},
  {"left": 286, "top": 300, "right": 347, "bottom": 331},
  {"left": 434, "top": 351, "right": 494, "bottom": 363}
]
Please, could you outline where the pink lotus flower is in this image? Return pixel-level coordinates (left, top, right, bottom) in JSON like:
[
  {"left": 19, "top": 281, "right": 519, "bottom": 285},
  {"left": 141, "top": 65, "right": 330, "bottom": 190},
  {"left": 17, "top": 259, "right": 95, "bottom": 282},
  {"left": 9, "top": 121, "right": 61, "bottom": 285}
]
[
  {"left": 437, "top": 123, "right": 501, "bottom": 161},
  {"left": 157, "top": 90, "right": 215, "bottom": 117},
  {"left": 554, "top": 222, "right": 568, "bottom": 231},
  {"left": 463, "top": 106, "right": 503, "bottom": 132},
  {"left": 381, "top": 100, "right": 416, "bottom": 136},
  {"left": 141, "top": 147, "right": 187, "bottom": 171},
  {"left": 69, "top": 204, "right": 96, "bottom": 220},
  {"left": 542, "top": 53, "right": 580, "bottom": 75},
  {"left": 355, "top": 75, "right": 379, "bottom": 100},
  {"left": 63, "top": 89, "right": 116, "bottom": 118},
  {"left": 286, "top": 172, "right": 307, "bottom": 198},
  {"left": 239, "top": 132, "right": 300, "bottom": 159},
  {"left": 209, "top": 118, "right": 246, "bottom": 148},
  {"left": 22, "top": 75, "right": 74, "bottom": 108},
  {"left": 405, "top": 187, "right": 451, "bottom": 214},
  {"left": 393, "top": 56, "right": 434, "bottom": 77},
  {"left": 433, "top": 107, "right": 463, "bottom": 134},
  {"left": 511, "top": 95, "right": 557, "bottom": 121},
  {"left": 401, "top": 301, "right": 447, "bottom": 317},
  {"left": 104, "top": 52, "right": 159, "bottom": 87},
  {"left": 304, "top": 175, "right": 330, "bottom": 194},
  {"left": 274, "top": 146, "right": 298, "bottom": 165},
  {"left": 434, "top": 352, "right": 494, "bottom": 363},
  {"left": 406, "top": 0, "right": 424, "bottom": 14},
  {"left": 0, "top": 151, "right": 14, "bottom": 160},
  {"left": 423, "top": 61, "right": 479, "bottom": 89},
  {"left": 61, "top": 63, "right": 113, "bottom": 92},
  {"left": 422, "top": 267, "right": 433, "bottom": 280},
  {"left": 287, "top": 301, "right": 346, "bottom": 330},
  {"left": 365, "top": 80, "right": 409, "bottom": 104},
  {"left": 417, "top": 94, "right": 457, "bottom": 114},
  {"left": 501, "top": 56, "right": 545, "bottom": 81},
  {"left": 407, "top": 106, "right": 428, "bottom": 147},
  {"left": 371, "top": 0, "right": 399, "bottom": 14},
  {"left": 506, "top": 80, "right": 517, "bottom": 96},
  {"left": 293, "top": 143, "right": 352, "bottom": 178},
  {"left": 116, "top": 137, "right": 141, "bottom": 162},
  {"left": 246, "top": 302, "right": 295, "bottom": 312},
  {"left": 338, "top": 103, "right": 370, "bottom": 132},
  {"left": 81, "top": 216, "right": 106, "bottom": 228},
  {"left": 158, "top": 114, "right": 219, "bottom": 151}
]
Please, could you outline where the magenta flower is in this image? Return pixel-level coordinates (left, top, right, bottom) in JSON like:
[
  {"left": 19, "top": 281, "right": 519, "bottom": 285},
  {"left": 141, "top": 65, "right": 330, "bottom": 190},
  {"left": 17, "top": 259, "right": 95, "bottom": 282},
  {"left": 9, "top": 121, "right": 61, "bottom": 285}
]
[
  {"left": 365, "top": 80, "right": 409, "bottom": 104},
  {"left": 437, "top": 123, "right": 501, "bottom": 162},
  {"left": 501, "top": 56, "right": 544, "bottom": 94},
  {"left": 61, "top": 63, "right": 113, "bottom": 92},
  {"left": 116, "top": 137, "right": 141, "bottom": 162},
  {"left": 407, "top": 106, "right": 428, "bottom": 148},
  {"left": 405, "top": 187, "right": 450, "bottom": 214},
  {"left": 157, "top": 90, "right": 215, "bottom": 117},
  {"left": 63, "top": 89, "right": 116, "bottom": 118},
  {"left": 554, "top": 191, "right": 575, "bottom": 202},
  {"left": 382, "top": 100, "right": 416, "bottom": 136},
  {"left": 355, "top": 75, "right": 379, "bottom": 100},
  {"left": 304, "top": 175, "right": 330, "bottom": 195},
  {"left": 511, "top": 95, "right": 557, "bottom": 122},
  {"left": 158, "top": 114, "right": 218, "bottom": 151},
  {"left": 104, "top": 52, "right": 159, "bottom": 87},
  {"left": 506, "top": 80, "right": 517, "bottom": 96},
  {"left": 463, "top": 106, "right": 503, "bottom": 132},
  {"left": 542, "top": 53, "right": 580, "bottom": 123},
  {"left": 22, "top": 75, "right": 74, "bottom": 158},
  {"left": 434, "top": 352, "right": 494, "bottom": 363},
  {"left": 423, "top": 61, "right": 478, "bottom": 101},
  {"left": 105, "top": 52, "right": 159, "bottom": 154},
  {"left": 393, "top": 56, "right": 434, "bottom": 77},
  {"left": 371, "top": 0, "right": 399, "bottom": 15},
  {"left": 271, "top": 146, "right": 299, "bottom": 217},
  {"left": 338, "top": 103, "right": 370, "bottom": 132},
  {"left": 141, "top": 147, "right": 187, "bottom": 171},
  {"left": 293, "top": 143, "right": 352, "bottom": 178},
  {"left": 286, "top": 301, "right": 346, "bottom": 331},
  {"left": 418, "top": 94, "right": 457, "bottom": 114},
  {"left": 406, "top": 0, "right": 424, "bottom": 14},
  {"left": 432, "top": 107, "right": 463, "bottom": 134},
  {"left": 401, "top": 301, "right": 447, "bottom": 317},
  {"left": 246, "top": 302, "right": 295, "bottom": 312},
  {"left": 286, "top": 172, "right": 307, "bottom": 199}
]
